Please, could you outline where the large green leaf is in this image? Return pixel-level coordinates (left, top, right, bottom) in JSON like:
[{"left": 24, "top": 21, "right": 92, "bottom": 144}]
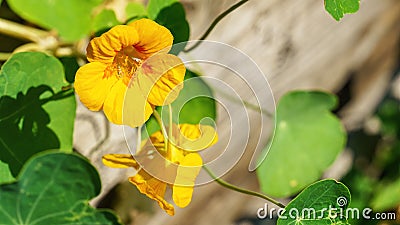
[
  {"left": 142, "top": 70, "right": 216, "bottom": 138},
  {"left": 0, "top": 52, "right": 76, "bottom": 177},
  {"left": 7, "top": 0, "right": 103, "bottom": 41},
  {"left": 324, "top": 0, "right": 360, "bottom": 21},
  {"left": 278, "top": 179, "right": 351, "bottom": 225},
  {"left": 154, "top": 2, "right": 190, "bottom": 54},
  {"left": 257, "top": 91, "right": 346, "bottom": 197},
  {"left": 0, "top": 152, "right": 121, "bottom": 225}
]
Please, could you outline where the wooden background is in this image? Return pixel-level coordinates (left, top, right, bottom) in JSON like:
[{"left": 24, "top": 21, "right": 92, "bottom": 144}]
[{"left": 73, "top": 0, "right": 400, "bottom": 224}]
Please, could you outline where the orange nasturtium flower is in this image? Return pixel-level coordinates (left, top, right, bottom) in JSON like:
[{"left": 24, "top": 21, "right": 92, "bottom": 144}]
[
  {"left": 102, "top": 124, "right": 218, "bottom": 216},
  {"left": 75, "top": 19, "right": 185, "bottom": 127}
]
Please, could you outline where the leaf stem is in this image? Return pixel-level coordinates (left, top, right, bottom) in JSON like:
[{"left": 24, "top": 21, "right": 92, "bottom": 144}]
[
  {"left": 0, "top": 18, "right": 49, "bottom": 43},
  {"left": 203, "top": 165, "right": 286, "bottom": 208},
  {"left": 183, "top": 0, "right": 249, "bottom": 52},
  {"left": 153, "top": 110, "right": 168, "bottom": 151}
]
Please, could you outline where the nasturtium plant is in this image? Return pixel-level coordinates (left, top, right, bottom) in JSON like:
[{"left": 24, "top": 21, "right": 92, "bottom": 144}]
[
  {"left": 154, "top": 2, "right": 190, "bottom": 54},
  {"left": 0, "top": 52, "right": 76, "bottom": 177},
  {"left": 0, "top": 161, "right": 14, "bottom": 183},
  {"left": 324, "top": 0, "right": 360, "bottom": 21},
  {"left": 278, "top": 179, "right": 351, "bottom": 225},
  {"left": 6, "top": 0, "right": 103, "bottom": 41},
  {"left": 142, "top": 69, "right": 216, "bottom": 138},
  {"left": 257, "top": 91, "right": 346, "bottom": 197},
  {"left": 0, "top": 152, "right": 121, "bottom": 225}
]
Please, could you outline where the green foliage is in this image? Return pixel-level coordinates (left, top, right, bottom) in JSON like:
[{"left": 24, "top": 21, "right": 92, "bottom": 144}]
[
  {"left": 257, "top": 91, "right": 346, "bottom": 197},
  {"left": 278, "top": 179, "right": 351, "bottom": 225},
  {"left": 0, "top": 161, "right": 14, "bottom": 183},
  {"left": 147, "top": 0, "right": 177, "bottom": 20},
  {"left": 0, "top": 152, "right": 121, "bottom": 225},
  {"left": 142, "top": 70, "right": 216, "bottom": 138},
  {"left": 0, "top": 52, "right": 76, "bottom": 177},
  {"left": 125, "top": 2, "right": 148, "bottom": 21},
  {"left": 7, "top": 0, "right": 103, "bottom": 41},
  {"left": 324, "top": 0, "right": 360, "bottom": 21},
  {"left": 370, "top": 179, "right": 400, "bottom": 212},
  {"left": 154, "top": 2, "right": 190, "bottom": 54},
  {"left": 92, "top": 9, "right": 120, "bottom": 33}
]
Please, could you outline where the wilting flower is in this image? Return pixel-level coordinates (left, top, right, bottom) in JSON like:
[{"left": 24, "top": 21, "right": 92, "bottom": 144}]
[
  {"left": 75, "top": 19, "right": 185, "bottom": 127},
  {"left": 102, "top": 124, "right": 218, "bottom": 215}
]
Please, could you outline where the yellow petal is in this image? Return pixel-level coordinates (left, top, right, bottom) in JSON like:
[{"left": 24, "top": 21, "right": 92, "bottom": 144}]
[
  {"left": 172, "top": 153, "right": 202, "bottom": 208},
  {"left": 87, "top": 25, "right": 139, "bottom": 64},
  {"left": 103, "top": 80, "right": 126, "bottom": 125},
  {"left": 136, "top": 53, "right": 185, "bottom": 106},
  {"left": 176, "top": 124, "right": 218, "bottom": 152},
  {"left": 102, "top": 154, "right": 139, "bottom": 169},
  {"left": 122, "top": 78, "right": 154, "bottom": 127},
  {"left": 127, "top": 18, "right": 173, "bottom": 59},
  {"left": 129, "top": 170, "right": 175, "bottom": 216},
  {"left": 74, "top": 62, "right": 117, "bottom": 111}
]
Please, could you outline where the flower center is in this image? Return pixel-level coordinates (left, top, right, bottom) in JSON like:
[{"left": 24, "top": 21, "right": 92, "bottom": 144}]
[{"left": 104, "top": 46, "right": 142, "bottom": 86}]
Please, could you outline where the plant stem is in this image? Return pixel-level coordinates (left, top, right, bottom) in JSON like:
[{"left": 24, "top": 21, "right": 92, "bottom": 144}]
[
  {"left": 0, "top": 18, "right": 49, "bottom": 43},
  {"left": 203, "top": 165, "right": 286, "bottom": 208},
  {"left": 0, "top": 52, "right": 12, "bottom": 61},
  {"left": 183, "top": 0, "right": 249, "bottom": 52},
  {"left": 153, "top": 110, "right": 168, "bottom": 151}
]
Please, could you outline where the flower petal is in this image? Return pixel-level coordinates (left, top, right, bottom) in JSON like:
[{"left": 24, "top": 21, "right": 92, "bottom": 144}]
[
  {"left": 122, "top": 78, "right": 154, "bottom": 127},
  {"left": 87, "top": 25, "right": 139, "bottom": 64},
  {"left": 74, "top": 62, "right": 117, "bottom": 111},
  {"left": 102, "top": 80, "right": 126, "bottom": 125},
  {"left": 136, "top": 53, "right": 185, "bottom": 106},
  {"left": 173, "top": 153, "right": 203, "bottom": 208},
  {"left": 102, "top": 154, "right": 139, "bottom": 169},
  {"left": 175, "top": 124, "right": 218, "bottom": 152},
  {"left": 129, "top": 170, "right": 175, "bottom": 216},
  {"left": 128, "top": 18, "right": 173, "bottom": 59}
]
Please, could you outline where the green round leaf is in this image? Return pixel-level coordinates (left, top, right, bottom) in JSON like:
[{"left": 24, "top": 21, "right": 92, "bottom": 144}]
[
  {"left": 324, "top": 0, "right": 360, "bottom": 21},
  {"left": 7, "top": 0, "right": 103, "bottom": 41},
  {"left": 257, "top": 91, "right": 346, "bottom": 197},
  {"left": 0, "top": 152, "right": 121, "bottom": 225},
  {"left": 0, "top": 52, "right": 76, "bottom": 177},
  {"left": 278, "top": 179, "right": 351, "bottom": 225}
]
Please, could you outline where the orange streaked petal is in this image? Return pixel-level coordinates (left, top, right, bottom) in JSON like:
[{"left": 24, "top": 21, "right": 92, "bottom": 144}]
[
  {"left": 102, "top": 154, "right": 139, "bottom": 169},
  {"left": 136, "top": 54, "right": 185, "bottom": 106},
  {"left": 87, "top": 25, "right": 139, "bottom": 64},
  {"left": 122, "top": 79, "right": 154, "bottom": 127},
  {"left": 129, "top": 171, "right": 175, "bottom": 216},
  {"left": 172, "top": 153, "right": 202, "bottom": 208},
  {"left": 127, "top": 18, "right": 173, "bottom": 59},
  {"left": 74, "top": 62, "right": 117, "bottom": 111}
]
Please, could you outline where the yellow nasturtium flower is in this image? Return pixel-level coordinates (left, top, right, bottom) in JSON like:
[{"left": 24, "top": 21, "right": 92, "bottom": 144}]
[
  {"left": 102, "top": 124, "right": 218, "bottom": 216},
  {"left": 75, "top": 19, "right": 185, "bottom": 127}
]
